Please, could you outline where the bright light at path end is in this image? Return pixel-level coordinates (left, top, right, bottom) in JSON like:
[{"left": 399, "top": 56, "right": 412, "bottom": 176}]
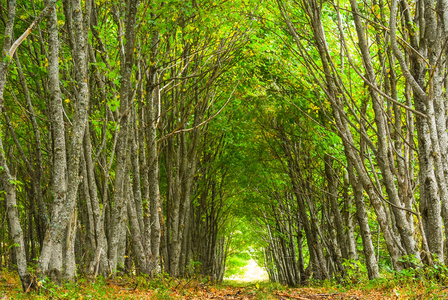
[{"left": 241, "top": 259, "right": 269, "bottom": 282}]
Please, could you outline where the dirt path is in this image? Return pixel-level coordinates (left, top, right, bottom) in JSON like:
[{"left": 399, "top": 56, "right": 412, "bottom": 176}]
[
  {"left": 173, "top": 283, "right": 378, "bottom": 300},
  {"left": 174, "top": 282, "right": 434, "bottom": 300},
  {"left": 181, "top": 285, "right": 345, "bottom": 299}
]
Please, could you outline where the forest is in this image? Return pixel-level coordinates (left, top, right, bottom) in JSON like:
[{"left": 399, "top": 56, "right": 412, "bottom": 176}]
[{"left": 2, "top": 0, "right": 448, "bottom": 298}]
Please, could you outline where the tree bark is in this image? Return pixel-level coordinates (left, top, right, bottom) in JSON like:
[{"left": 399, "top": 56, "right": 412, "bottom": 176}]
[
  {"left": 36, "top": 0, "right": 67, "bottom": 279},
  {"left": 109, "top": 0, "right": 139, "bottom": 273}
]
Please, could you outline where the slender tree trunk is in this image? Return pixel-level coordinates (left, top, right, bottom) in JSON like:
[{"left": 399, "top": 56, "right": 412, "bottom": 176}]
[
  {"left": 109, "top": 0, "right": 139, "bottom": 273},
  {"left": 126, "top": 177, "right": 148, "bottom": 273},
  {"left": 347, "top": 161, "right": 379, "bottom": 279},
  {"left": 348, "top": 0, "right": 420, "bottom": 262},
  {"left": 14, "top": 57, "right": 48, "bottom": 247},
  {"left": 83, "top": 123, "right": 109, "bottom": 276},
  {"left": 324, "top": 155, "right": 347, "bottom": 263},
  {"left": 390, "top": 0, "right": 446, "bottom": 261},
  {"left": 146, "top": 64, "right": 161, "bottom": 274},
  {"left": 342, "top": 169, "right": 358, "bottom": 261},
  {"left": 36, "top": 0, "right": 67, "bottom": 279},
  {"left": 0, "top": 3, "right": 32, "bottom": 289},
  {"left": 0, "top": 139, "right": 32, "bottom": 291},
  {"left": 278, "top": 0, "right": 405, "bottom": 271}
]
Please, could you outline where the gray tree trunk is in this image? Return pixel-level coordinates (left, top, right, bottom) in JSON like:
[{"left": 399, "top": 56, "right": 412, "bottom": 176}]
[
  {"left": 38, "top": 0, "right": 90, "bottom": 281},
  {"left": 14, "top": 57, "right": 48, "bottom": 246},
  {"left": 83, "top": 125, "right": 109, "bottom": 276},
  {"left": 324, "top": 155, "right": 347, "bottom": 263},
  {"left": 0, "top": 139, "right": 32, "bottom": 291},
  {"left": 348, "top": 0, "right": 420, "bottom": 262},
  {"left": 347, "top": 161, "right": 379, "bottom": 279},
  {"left": 126, "top": 176, "right": 148, "bottom": 273},
  {"left": 342, "top": 169, "right": 358, "bottom": 261},
  {"left": 390, "top": 0, "right": 446, "bottom": 261},
  {"left": 36, "top": 0, "right": 67, "bottom": 279},
  {"left": 278, "top": 0, "right": 406, "bottom": 271},
  {"left": 109, "top": 0, "right": 139, "bottom": 273},
  {"left": 146, "top": 74, "right": 161, "bottom": 274}
]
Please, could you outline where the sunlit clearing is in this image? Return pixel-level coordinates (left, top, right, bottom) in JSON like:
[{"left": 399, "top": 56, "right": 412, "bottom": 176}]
[{"left": 226, "top": 258, "right": 268, "bottom": 282}]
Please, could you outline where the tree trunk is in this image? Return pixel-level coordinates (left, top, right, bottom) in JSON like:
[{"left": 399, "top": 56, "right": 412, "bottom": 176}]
[
  {"left": 347, "top": 161, "right": 379, "bottom": 279},
  {"left": 0, "top": 140, "right": 32, "bottom": 291},
  {"left": 109, "top": 0, "right": 139, "bottom": 273},
  {"left": 36, "top": 0, "right": 68, "bottom": 279}
]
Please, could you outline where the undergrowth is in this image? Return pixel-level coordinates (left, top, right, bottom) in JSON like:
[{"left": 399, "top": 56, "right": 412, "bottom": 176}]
[{"left": 1, "top": 265, "right": 448, "bottom": 299}]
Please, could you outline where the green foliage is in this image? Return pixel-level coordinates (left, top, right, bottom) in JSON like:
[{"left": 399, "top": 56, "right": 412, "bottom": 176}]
[
  {"left": 393, "top": 263, "right": 448, "bottom": 287},
  {"left": 225, "top": 251, "right": 251, "bottom": 277},
  {"left": 185, "top": 260, "right": 202, "bottom": 274},
  {"left": 342, "top": 259, "right": 367, "bottom": 287}
]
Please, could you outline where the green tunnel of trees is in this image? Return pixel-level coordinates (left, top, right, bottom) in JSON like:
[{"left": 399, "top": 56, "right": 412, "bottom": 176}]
[{"left": 1, "top": 0, "right": 448, "bottom": 291}]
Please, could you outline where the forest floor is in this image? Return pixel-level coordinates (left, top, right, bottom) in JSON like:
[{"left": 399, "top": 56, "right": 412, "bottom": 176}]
[{"left": 1, "top": 269, "right": 447, "bottom": 299}]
